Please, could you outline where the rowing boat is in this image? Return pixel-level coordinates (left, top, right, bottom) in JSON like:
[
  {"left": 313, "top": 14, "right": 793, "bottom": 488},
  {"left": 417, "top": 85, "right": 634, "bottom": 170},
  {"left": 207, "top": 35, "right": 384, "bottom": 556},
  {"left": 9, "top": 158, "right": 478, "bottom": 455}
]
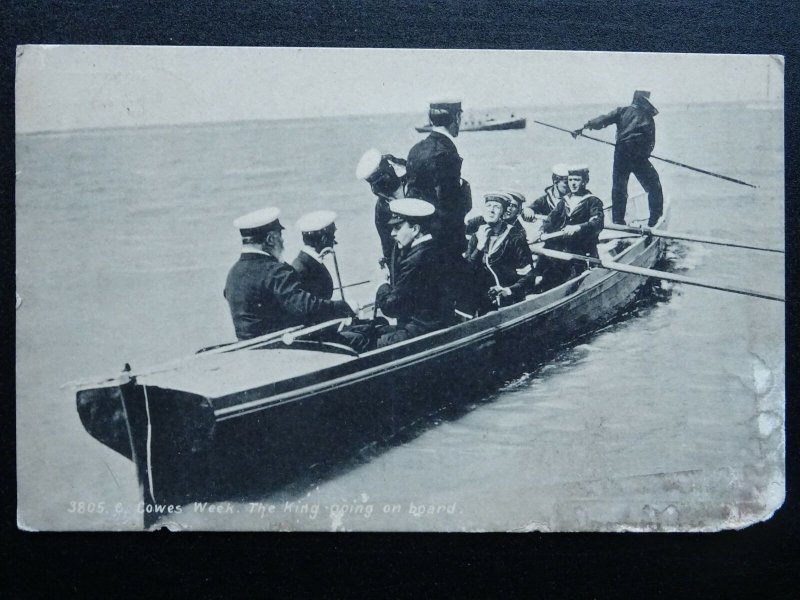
[{"left": 74, "top": 200, "right": 669, "bottom": 525}]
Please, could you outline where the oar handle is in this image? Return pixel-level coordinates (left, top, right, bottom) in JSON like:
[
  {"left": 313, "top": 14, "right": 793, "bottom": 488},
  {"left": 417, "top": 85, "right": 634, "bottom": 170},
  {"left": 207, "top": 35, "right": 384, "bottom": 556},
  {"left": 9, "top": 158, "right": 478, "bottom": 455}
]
[{"left": 282, "top": 317, "right": 353, "bottom": 345}]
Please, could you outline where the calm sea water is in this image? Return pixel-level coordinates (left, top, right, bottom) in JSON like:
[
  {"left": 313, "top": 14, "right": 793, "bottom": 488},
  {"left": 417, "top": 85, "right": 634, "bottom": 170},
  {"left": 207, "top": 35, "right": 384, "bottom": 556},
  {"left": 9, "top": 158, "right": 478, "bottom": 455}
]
[{"left": 16, "top": 102, "right": 784, "bottom": 531}]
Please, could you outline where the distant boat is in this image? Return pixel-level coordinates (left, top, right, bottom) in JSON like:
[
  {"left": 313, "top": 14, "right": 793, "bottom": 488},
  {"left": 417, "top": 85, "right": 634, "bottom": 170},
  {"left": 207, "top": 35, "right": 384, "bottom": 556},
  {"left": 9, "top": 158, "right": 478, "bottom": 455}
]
[{"left": 416, "top": 114, "right": 526, "bottom": 133}]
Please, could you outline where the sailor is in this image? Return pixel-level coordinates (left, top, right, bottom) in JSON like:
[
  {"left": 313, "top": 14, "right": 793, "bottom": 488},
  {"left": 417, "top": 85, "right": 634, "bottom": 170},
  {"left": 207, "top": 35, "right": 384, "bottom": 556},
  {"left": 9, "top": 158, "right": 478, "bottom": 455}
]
[
  {"left": 465, "top": 192, "right": 536, "bottom": 313},
  {"left": 355, "top": 148, "right": 407, "bottom": 263},
  {"left": 465, "top": 189, "right": 527, "bottom": 241},
  {"left": 291, "top": 210, "right": 338, "bottom": 300},
  {"left": 572, "top": 90, "right": 663, "bottom": 226},
  {"left": 405, "top": 99, "right": 472, "bottom": 257},
  {"left": 521, "top": 164, "right": 570, "bottom": 219},
  {"left": 536, "top": 165, "right": 605, "bottom": 291},
  {"left": 224, "top": 207, "right": 353, "bottom": 340}
]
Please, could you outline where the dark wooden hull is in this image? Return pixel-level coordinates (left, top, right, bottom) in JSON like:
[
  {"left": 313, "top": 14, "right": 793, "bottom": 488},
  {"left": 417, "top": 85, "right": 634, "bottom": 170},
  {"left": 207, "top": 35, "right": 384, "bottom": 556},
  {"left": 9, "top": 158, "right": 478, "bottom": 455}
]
[{"left": 76, "top": 230, "right": 665, "bottom": 523}]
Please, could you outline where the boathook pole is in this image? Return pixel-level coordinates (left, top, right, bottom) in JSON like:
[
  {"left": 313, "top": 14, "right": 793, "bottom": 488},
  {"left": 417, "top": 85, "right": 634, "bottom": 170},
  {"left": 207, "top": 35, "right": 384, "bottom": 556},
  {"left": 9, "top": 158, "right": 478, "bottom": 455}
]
[
  {"left": 533, "top": 120, "right": 758, "bottom": 189},
  {"left": 604, "top": 223, "right": 783, "bottom": 254},
  {"left": 529, "top": 246, "right": 784, "bottom": 303},
  {"left": 334, "top": 279, "right": 371, "bottom": 291}
]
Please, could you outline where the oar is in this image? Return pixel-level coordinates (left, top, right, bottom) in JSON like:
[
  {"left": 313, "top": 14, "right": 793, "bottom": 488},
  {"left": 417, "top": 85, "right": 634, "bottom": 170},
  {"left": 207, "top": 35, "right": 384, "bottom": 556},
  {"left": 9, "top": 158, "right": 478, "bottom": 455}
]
[
  {"left": 533, "top": 120, "right": 758, "bottom": 189},
  {"left": 63, "top": 324, "right": 305, "bottom": 389},
  {"left": 334, "top": 279, "right": 371, "bottom": 291},
  {"left": 529, "top": 246, "right": 784, "bottom": 303},
  {"left": 282, "top": 317, "right": 353, "bottom": 345},
  {"left": 604, "top": 223, "right": 783, "bottom": 254}
]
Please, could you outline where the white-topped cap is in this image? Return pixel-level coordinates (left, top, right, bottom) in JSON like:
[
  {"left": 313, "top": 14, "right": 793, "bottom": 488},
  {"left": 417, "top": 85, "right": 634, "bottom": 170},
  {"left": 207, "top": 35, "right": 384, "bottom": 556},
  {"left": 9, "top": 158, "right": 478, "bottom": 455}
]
[
  {"left": 552, "top": 163, "right": 570, "bottom": 177},
  {"left": 233, "top": 207, "right": 284, "bottom": 235},
  {"left": 296, "top": 210, "right": 337, "bottom": 233},
  {"left": 355, "top": 148, "right": 383, "bottom": 180},
  {"left": 387, "top": 198, "right": 435, "bottom": 225}
]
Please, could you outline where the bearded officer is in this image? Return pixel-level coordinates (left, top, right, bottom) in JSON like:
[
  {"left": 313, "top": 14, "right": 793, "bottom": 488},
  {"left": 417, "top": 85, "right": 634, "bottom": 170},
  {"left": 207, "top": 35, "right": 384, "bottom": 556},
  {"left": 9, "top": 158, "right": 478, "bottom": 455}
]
[
  {"left": 355, "top": 148, "right": 406, "bottom": 263},
  {"left": 536, "top": 165, "right": 605, "bottom": 291},
  {"left": 291, "top": 210, "right": 339, "bottom": 300},
  {"left": 224, "top": 207, "right": 353, "bottom": 340},
  {"left": 405, "top": 99, "right": 472, "bottom": 257},
  {"left": 572, "top": 90, "right": 663, "bottom": 226}
]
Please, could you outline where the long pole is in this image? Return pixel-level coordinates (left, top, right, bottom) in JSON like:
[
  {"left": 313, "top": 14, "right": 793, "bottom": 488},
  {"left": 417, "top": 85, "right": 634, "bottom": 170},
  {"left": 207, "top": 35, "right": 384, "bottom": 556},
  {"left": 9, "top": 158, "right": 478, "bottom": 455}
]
[
  {"left": 529, "top": 246, "right": 784, "bottom": 303},
  {"left": 533, "top": 120, "right": 758, "bottom": 189},
  {"left": 604, "top": 223, "right": 783, "bottom": 254},
  {"left": 330, "top": 249, "right": 347, "bottom": 302}
]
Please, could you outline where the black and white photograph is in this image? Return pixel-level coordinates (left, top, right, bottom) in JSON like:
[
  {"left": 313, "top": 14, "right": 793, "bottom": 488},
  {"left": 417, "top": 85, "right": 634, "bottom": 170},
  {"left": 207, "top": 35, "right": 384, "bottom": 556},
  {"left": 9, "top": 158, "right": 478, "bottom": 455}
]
[{"left": 15, "top": 46, "right": 784, "bottom": 532}]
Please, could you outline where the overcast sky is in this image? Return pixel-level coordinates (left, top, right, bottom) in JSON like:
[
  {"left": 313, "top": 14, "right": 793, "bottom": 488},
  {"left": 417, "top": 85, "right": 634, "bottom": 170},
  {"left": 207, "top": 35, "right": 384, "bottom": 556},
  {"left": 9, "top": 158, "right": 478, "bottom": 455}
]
[{"left": 15, "top": 46, "right": 783, "bottom": 133}]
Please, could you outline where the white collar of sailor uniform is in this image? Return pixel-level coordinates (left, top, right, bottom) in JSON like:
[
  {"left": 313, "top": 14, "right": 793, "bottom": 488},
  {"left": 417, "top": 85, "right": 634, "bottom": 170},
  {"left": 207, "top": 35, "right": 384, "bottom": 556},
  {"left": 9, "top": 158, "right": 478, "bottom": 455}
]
[
  {"left": 301, "top": 245, "right": 326, "bottom": 264},
  {"left": 565, "top": 192, "right": 591, "bottom": 214},
  {"left": 430, "top": 126, "right": 456, "bottom": 143},
  {"left": 411, "top": 233, "right": 433, "bottom": 248}
]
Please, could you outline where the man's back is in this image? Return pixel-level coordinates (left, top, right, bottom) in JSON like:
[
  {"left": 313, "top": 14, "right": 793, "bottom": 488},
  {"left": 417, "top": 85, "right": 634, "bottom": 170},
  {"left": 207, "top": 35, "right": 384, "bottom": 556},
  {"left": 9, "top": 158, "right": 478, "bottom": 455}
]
[{"left": 291, "top": 251, "right": 333, "bottom": 300}]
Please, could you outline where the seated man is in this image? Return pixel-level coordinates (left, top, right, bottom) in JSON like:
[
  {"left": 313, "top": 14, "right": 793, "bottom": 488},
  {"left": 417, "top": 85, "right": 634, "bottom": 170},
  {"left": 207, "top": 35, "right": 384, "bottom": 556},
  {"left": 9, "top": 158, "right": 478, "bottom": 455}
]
[
  {"left": 465, "top": 192, "right": 536, "bottom": 314},
  {"left": 465, "top": 190, "right": 527, "bottom": 240},
  {"left": 340, "top": 198, "right": 456, "bottom": 350},
  {"left": 536, "top": 165, "right": 605, "bottom": 291},
  {"left": 521, "top": 163, "right": 570, "bottom": 220},
  {"left": 224, "top": 207, "right": 353, "bottom": 340},
  {"left": 291, "top": 210, "right": 338, "bottom": 300},
  {"left": 355, "top": 148, "right": 407, "bottom": 264}
]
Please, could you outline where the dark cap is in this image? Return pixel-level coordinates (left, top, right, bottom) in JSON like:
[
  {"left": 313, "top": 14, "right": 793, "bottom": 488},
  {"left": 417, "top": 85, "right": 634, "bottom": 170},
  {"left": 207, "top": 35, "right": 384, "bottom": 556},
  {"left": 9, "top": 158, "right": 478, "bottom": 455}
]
[{"left": 484, "top": 192, "right": 512, "bottom": 211}]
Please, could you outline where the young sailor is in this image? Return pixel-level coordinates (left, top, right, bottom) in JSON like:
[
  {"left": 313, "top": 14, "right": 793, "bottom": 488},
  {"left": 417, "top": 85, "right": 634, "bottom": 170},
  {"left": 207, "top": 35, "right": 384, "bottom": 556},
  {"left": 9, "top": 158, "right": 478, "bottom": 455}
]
[
  {"left": 572, "top": 90, "right": 663, "bottom": 226},
  {"left": 224, "top": 207, "right": 353, "bottom": 340},
  {"left": 466, "top": 192, "right": 536, "bottom": 313},
  {"left": 291, "top": 210, "right": 338, "bottom": 300},
  {"left": 465, "top": 189, "right": 527, "bottom": 240},
  {"left": 522, "top": 163, "right": 570, "bottom": 220},
  {"left": 536, "top": 165, "right": 605, "bottom": 291},
  {"left": 355, "top": 148, "right": 406, "bottom": 263}
]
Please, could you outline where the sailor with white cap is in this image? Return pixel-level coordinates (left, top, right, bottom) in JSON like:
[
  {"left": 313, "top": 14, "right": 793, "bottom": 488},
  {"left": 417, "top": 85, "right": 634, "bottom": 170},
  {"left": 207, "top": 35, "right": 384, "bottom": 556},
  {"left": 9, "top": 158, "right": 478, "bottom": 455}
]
[
  {"left": 523, "top": 163, "right": 571, "bottom": 220},
  {"left": 224, "top": 207, "right": 353, "bottom": 340},
  {"left": 571, "top": 90, "right": 663, "bottom": 226},
  {"left": 355, "top": 148, "right": 407, "bottom": 262},
  {"left": 535, "top": 165, "right": 605, "bottom": 291},
  {"left": 405, "top": 98, "right": 471, "bottom": 257},
  {"left": 340, "top": 198, "right": 456, "bottom": 350},
  {"left": 291, "top": 210, "right": 338, "bottom": 300}
]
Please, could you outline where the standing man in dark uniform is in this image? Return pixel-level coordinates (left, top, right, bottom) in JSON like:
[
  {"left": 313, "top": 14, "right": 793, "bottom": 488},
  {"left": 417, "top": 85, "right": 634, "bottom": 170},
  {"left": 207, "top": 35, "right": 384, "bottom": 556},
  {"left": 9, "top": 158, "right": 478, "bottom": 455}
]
[
  {"left": 536, "top": 165, "right": 605, "bottom": 291},
  {"left": 405, "top": 99, "right": 472, "bottom": 257},
  {"left": 572, "top": 90, "right": 663, "bottom": 227},
  {"left": 355, "top": 148, "right": 406, "bottom": 264},
  {"left": 291, "top": 210, "right": 338, "bottom": 300},
  {"left": 224, "top": 207, "right": 353, "bottom": 340}
]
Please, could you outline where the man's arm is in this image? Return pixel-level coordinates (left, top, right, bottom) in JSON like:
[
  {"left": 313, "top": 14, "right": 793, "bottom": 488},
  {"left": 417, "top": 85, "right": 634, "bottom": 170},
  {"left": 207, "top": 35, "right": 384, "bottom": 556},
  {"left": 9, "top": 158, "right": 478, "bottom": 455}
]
[
  {"left": 572, "top": 106, "right": 624, "bottom": 138},
  {"left": 574, "top": 197, "right": 605, "bottom": 238},
  {"left": 269, "top": 263, "right": 352, "bottom": 320}
]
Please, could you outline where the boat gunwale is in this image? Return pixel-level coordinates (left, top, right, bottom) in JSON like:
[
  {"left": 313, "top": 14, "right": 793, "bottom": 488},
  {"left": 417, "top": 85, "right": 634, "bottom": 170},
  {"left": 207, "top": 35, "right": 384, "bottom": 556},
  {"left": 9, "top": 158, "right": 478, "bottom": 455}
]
[{"left": 212, "top": 230, "right": 663, "bottom": 421}]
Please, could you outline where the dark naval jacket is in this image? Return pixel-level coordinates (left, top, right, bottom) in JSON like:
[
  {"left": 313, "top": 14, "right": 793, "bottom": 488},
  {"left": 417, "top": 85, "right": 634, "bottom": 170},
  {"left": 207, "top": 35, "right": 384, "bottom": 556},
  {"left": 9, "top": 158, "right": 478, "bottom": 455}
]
[
  {"left": 529, "top": 185, "right": 563, "bottom": 216},
  {"left": 585, "top": 103, "right": 657, "bottom": 155},
  {"left": 405, "top": 131, "right": 471, "bottom": 253},
  {"left": 291, "top": 249, "right": 334, "bottom": 300},
  {"left": 542, "top": 192, "right": 605, "bottom": 258},
  {"left": 224, "top": 251, "right": 350, "bottom": 340},
  {"left": 466, "top": 223, "right": 535, "bottom": 308},
  {"left": 375, "top": 236, "right": 455, "bottom": 336}
]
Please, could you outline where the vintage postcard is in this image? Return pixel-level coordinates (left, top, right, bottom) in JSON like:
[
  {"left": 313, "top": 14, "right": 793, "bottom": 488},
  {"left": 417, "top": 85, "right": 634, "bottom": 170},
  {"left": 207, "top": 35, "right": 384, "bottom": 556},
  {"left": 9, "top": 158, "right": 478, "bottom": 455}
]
[{"left": 15, "top": 46, "right": 784, "bottom": 531}]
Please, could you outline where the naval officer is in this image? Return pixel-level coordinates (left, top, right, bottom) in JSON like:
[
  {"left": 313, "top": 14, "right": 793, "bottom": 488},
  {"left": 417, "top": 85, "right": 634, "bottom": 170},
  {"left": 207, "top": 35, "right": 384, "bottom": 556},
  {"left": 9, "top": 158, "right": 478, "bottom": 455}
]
[
  {"left": 291, "top": 210, "right": 338, "bottom": 300},
  {"left": 224, "top": 207, "right": 353, "bottom": 340}
]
